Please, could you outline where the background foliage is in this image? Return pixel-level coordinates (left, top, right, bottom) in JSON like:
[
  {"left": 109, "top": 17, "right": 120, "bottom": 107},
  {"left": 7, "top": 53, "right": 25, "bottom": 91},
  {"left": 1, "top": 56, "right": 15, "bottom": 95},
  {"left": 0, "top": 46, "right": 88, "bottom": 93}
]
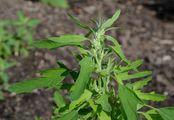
[{"left": 0, "top": 11, "right": 39, "bottom": 99}]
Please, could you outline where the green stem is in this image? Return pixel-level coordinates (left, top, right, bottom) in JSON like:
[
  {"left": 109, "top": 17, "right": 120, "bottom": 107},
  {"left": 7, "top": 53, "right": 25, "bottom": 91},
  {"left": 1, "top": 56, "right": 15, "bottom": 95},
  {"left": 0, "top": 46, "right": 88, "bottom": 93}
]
[{"left": 145, "top": 104, "right": 158, "bottom": 111}]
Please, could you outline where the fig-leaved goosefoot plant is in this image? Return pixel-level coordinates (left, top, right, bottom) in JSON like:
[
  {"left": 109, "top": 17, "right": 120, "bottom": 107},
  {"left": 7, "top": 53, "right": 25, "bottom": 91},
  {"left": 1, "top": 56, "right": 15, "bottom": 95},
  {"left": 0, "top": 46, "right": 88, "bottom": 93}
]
[{"left": 9, "top": 10, "right": 174, "bottom": 120}]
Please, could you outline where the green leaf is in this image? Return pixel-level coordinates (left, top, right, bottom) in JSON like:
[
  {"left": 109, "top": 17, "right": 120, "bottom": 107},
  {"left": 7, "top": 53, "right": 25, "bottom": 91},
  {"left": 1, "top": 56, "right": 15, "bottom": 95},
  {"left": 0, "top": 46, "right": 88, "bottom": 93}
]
[
  {"left": 60, "top": 83, "right": 73, "bottom": 91},
  {"left": 40, "top": 68, "right": 67, "bottom": 78},
  {"left": 106, "top": 35, "right": 130, "bottom": 64},
  {"left": 9, "top": 68, "right": 66, "bottom": 93},
  {"left": 28, "top": 19, "right": 40, "bottom": 27},
  {"left": 58, "top": 110, "right": 78, "bottom": 120},
  {"left": 69, "top": 89, "right": 92, "bottom": 110},
  {"left": 143, "top": 109, "right": 163, "bottom": 120},
  {"left": 132, "top": 77, "right": 152, "bottom": 90},
  {"left": 96, "top": 94, "right": 111, "bottom": 112},
  {"left": 70, "top": 57, "right": 93, "bottom": 100},
  {"left": 98, "top": 111, "right": 111, "bottom": 120},
  {"left": 101, "top": 10, "right": 121, "bottom": 29},
  {"left": 158, "top": 107, "right": 174, "bottom": 120},
  {"left": 118, "top": 84, "right": 142, "bottom": 120},
  {"left": 34, "top": 116, "right": 42, "bottom": 120},
  {"left": 9, "top": 77, "right": 52, "bottom": 93},
  {"left": 141, "top": 112, "right": 153, "bottom": 120},
  {"left": 34, "top": 40, "right": 59, "bottom": 49},
  {"left": 89, "top": 99, "right": 111, "bottom": 120},
  {"left": 135, "top": 91, "right": 167, "bottom": 102},
  {"left": 89, "top": 99, "right": 98, "bottom": 112},
  {"left": 48, "top": 0, "right": 69, "bottom": 9},
  {"left": 0, "top": 59, "right": 16, "bottom": 70},
  {"left": 118, "top": 59, "right": 143, "bottom": 72},
  {"left": 39, "top": 68, "right": 67, "bottom": 88},
  {"left": 53, "top": 91, "right": 66, "bottom": 108},
  {"left": 35, "top": 34, "right": 86, "bottom": 49},
  {"left": 57, "top": 61, "right": 78, "bottom": 80},
  {"left": 50, "top": 35, "right": 86, "bottom": 43},
  {"left": 150, "top": 114, "right": 163, "bottom": 120},
  {"left": 117, "top": 71, "right": 152, "bottom": 81},
  {"left": 68, "top": 13, "right": 90, "bottom": 30}
]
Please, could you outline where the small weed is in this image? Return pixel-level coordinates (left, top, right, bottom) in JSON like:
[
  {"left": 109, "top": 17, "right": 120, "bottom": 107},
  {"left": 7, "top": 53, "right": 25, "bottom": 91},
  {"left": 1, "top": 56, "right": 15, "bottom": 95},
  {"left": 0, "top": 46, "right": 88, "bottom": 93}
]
[{"left": 0, "top": 11, "right": 39, "bottom": 99}]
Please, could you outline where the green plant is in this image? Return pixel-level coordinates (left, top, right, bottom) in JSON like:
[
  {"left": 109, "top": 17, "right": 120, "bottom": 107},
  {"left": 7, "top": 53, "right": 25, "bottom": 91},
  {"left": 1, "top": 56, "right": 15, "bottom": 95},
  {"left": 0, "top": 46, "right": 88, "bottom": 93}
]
[
  {"left": 0, "top": 11, "right": 39, "bottom": 99},
  {"left": 11, "top": 11, "right": 40, "bottom": 57},
  {"left": 9, "top": 10, "right": 174, "bottom": 120},
  {"left": 34, "top": 116, "right": 42, "bottom": 120},
  {"left": 41, "top": 0, "right": 69, "bottom": 9}
]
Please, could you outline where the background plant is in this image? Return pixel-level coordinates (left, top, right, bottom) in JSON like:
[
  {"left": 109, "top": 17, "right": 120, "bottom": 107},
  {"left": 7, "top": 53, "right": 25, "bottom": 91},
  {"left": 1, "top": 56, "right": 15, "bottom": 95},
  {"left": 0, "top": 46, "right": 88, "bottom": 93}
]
[
  {"left": 41, "top": 0, "right": 69, "bottom": 9},
  {"left": 0, "top": 11, "right": 39, "bottom": 99},
  {"left": 9, "top": 10, "right": 174, "bottom": 120}
]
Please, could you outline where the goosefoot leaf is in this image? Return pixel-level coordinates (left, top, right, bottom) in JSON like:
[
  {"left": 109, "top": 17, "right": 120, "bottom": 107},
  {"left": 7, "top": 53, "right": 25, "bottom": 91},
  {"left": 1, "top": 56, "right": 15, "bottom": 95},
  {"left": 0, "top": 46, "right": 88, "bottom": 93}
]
[
  {"left": 9, "top": 77, "right": 52, "bottom": 93},
  {"left": 101, "top": 10, "right": 121, "bottom": 29},
  {"left": 41, "top": 0, "right": 69, "bottom": 9},
  {"left": 118, "top": 59, "right": 143, "bottom": 72},
  {"left": 96, "top": 94, "right": 111, "bottom": 112},
  {"left": 132, "top": 76, "right": 152, "bottom": 90},
  {"left": 158, "top": 107, "right": 174, "bottom": 120},
  {"left": 70, "top": 57, "right": 93, "bottom": 100},
  {"left": 68, "top": 13, "right": 90, "bottom": 30},
  {"left": 142, "top": 109, "right": 163, "bottom": 120},
  {"left": 58, "top": 110, "right": 78, "bottom": 120},
  {"left": 135, "top": 91, "right": 167, "bottom": 102},
  {"left": 106, "top": 35, "right": 130, "bottom": 64},
  {"left": 116, "top": 71, "right": 152, "bottom": 81},
  {"left": 53, "top": 91, "right": 66, "bottom": 108},
  {"left": 118, "top": 84, "right": 142, "bottom": 120},
  {"left": 98, "top": 111, "right": 111, "bottom": 120},
  {"left": 69, "top": 89, "right": 92, "bottom": 110},
  {"left": 35, "top": 34, "right": 86, "bottom": 49},
  {"left": 9, "top": 68, "right": 66, "bottom": 93}
]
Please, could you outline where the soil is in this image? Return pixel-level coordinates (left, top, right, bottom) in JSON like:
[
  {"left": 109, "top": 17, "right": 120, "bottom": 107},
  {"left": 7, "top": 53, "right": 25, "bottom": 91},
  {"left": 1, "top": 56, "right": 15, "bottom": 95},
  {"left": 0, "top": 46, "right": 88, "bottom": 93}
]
[{"left": 0, "top": 0, "right": 174, "bottom": 120}]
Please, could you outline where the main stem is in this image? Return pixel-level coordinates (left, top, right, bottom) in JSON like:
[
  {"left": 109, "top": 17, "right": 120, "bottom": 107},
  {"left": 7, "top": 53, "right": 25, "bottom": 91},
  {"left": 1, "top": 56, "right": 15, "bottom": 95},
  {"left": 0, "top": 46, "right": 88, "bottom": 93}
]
[{"left": 90, "top": 29, "right": 111, "bottom": 94}]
